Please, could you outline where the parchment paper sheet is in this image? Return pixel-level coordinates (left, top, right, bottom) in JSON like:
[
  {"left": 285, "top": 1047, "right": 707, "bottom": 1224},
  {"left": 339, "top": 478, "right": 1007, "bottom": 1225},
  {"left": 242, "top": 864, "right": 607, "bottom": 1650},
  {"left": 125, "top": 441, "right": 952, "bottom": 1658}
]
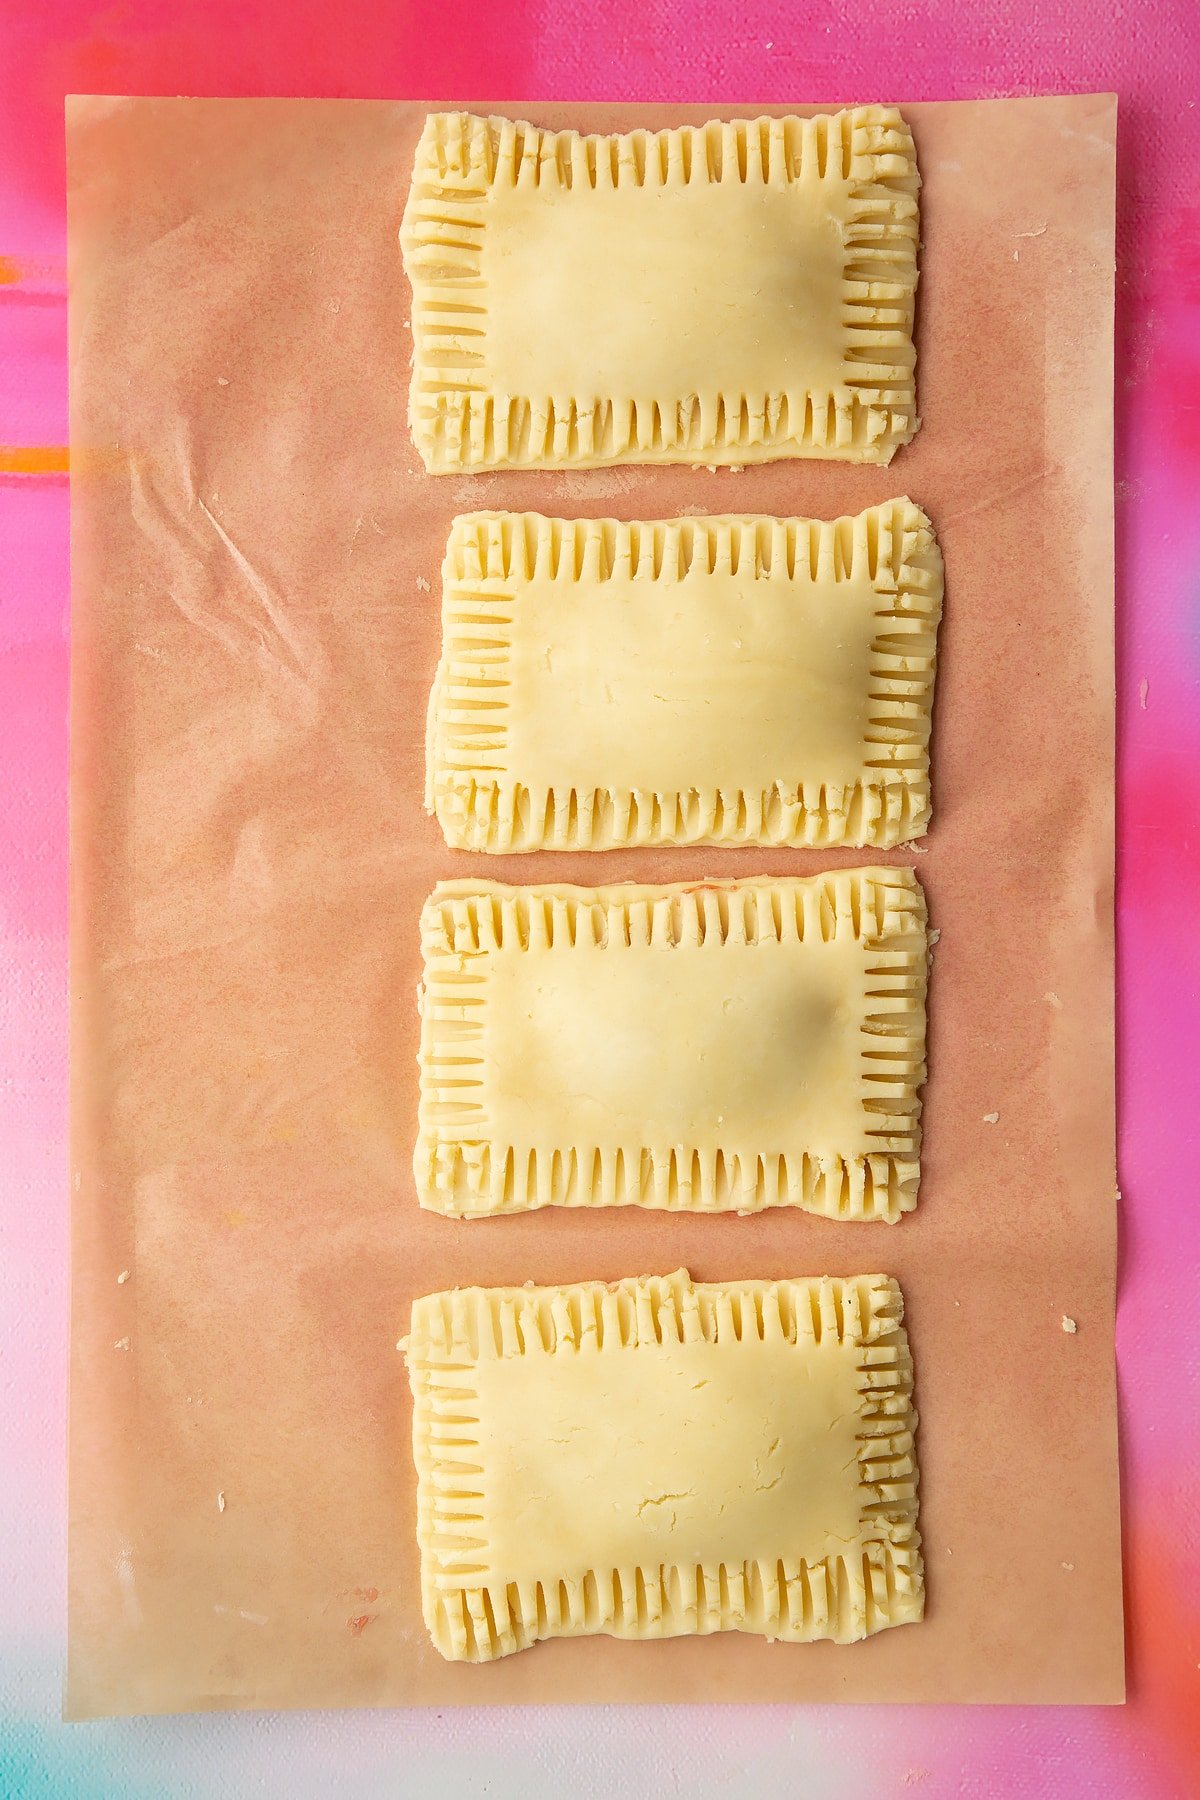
[{"left": 66, "top": 95, "right": 1120, "bottom": 1714}]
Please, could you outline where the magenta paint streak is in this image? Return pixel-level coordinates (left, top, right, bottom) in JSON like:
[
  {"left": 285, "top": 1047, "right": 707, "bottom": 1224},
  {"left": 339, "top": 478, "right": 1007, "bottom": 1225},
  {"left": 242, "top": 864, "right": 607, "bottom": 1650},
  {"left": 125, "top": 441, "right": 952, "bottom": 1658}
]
[{"left": 2, "top": 2, "right": 1199, "bottom": 1792}]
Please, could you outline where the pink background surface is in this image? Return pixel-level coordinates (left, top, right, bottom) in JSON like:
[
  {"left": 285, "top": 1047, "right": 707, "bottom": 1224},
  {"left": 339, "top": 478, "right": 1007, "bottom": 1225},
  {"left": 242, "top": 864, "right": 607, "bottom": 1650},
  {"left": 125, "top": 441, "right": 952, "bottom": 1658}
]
[{"left": 1, "top": 1, "right": 1198, "bottom": 1794}]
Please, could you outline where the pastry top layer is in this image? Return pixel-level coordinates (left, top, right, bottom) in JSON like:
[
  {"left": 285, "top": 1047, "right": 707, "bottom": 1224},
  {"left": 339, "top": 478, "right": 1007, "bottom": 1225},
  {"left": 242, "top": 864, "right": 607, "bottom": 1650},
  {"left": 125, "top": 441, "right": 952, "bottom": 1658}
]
[
  {"left": 405, "top": 1269, "right": 923, "bottom": 1660},
  {"left": 428, "top": 501, "right": 943, "bottom": 852},
  {"left": 401, "top": 109, "right": 921, "bottom": 470},
  {"left": 416, "top": 869, "right": 929, "bottom": 1222}
]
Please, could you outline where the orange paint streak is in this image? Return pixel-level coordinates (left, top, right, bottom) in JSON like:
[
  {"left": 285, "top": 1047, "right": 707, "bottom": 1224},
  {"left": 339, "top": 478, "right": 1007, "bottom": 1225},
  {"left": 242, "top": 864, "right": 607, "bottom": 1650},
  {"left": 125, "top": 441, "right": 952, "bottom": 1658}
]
[
  {"left": 0, "top": 255, "right": 21, "bottom": 284},
  {"left": 346, "top": 1614, "right": 372, "bottom": 1636},
  {"left": 0, "top": 445, "right": 69, "bottom": 473},
  {"left": 352, "top": 1586, "right": 380, "bottom": 1603}
]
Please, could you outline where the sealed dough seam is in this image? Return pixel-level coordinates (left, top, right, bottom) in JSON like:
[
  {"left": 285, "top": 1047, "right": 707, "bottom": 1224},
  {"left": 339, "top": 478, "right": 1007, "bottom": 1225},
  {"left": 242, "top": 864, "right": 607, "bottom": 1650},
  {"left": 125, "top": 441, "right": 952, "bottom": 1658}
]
[
  {"left": 415, "top": 869, "right": 928, "bottom": 1221},
  {"left": 400, "top": 109, "right": 920, "bottom": 471},
  {"left": 404, "top": 1269, "right": 923, "bottom": 1662},
  {"left": 427, "top": 500, "right": 943, "bottom": 851}
]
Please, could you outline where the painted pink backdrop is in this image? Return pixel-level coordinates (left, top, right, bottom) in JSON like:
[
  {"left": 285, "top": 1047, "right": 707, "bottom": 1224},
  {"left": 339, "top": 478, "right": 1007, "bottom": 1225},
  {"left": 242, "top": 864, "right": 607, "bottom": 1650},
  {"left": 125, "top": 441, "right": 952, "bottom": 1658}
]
[{"left": 1, "top": 2, "right": 1198, "bottom": 1794}]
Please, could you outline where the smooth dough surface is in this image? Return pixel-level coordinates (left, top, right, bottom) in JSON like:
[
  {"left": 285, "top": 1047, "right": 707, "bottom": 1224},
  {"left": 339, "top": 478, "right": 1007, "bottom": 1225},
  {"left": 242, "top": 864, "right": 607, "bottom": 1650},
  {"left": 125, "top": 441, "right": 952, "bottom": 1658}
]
[
  {"left": 428, "top": 501, "right": 943, "bottom": 852},
  {"left": 415, "top": 868, "right": 928, "bottom": 1221},
  {"left": 403, "top": 1269, "right": 923, "bottom": 1661},
  {"left": 400, "top": 109, "right": 921, "bottom": 470}
]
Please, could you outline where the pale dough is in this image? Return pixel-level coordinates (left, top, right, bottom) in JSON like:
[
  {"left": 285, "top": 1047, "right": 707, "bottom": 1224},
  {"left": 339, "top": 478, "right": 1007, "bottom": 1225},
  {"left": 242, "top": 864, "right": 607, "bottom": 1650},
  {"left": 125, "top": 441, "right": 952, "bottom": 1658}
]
[
  {"left": 416, "top": 868, "right": 928, "bottom": 1221},
  {"left": 403, "top": 1268, "right": 924, "bottom": 1661},
  {"left": 400, "top": 109, "right": 921, "bottom": 470},
  {"left": 427, "top": 500, "right": 943, "bottom": 851}
]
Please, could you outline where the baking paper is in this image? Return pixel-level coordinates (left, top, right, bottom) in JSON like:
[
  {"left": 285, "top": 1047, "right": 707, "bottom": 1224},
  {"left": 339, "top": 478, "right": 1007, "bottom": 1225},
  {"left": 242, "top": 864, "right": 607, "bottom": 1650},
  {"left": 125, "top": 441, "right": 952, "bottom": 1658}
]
[{"left": 66, "top": 95, "right": 1120, "bottom": 1713}]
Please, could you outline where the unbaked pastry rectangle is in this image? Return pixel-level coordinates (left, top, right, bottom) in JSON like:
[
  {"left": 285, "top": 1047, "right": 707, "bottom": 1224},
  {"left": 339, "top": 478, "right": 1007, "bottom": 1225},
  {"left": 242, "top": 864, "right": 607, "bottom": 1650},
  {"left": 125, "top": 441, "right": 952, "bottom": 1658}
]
[
  {"left": 428, "top": 500, "right": 942, "bottom": 852},
  {"left": 416, "top": 868, "right": 928, "bottom": 1221},
  {"left": 400, "top": 108, "right": 920, "bottom": 471},
  {"left": 403, "top": 1268, "right": 923, "bottom": 1662}
]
